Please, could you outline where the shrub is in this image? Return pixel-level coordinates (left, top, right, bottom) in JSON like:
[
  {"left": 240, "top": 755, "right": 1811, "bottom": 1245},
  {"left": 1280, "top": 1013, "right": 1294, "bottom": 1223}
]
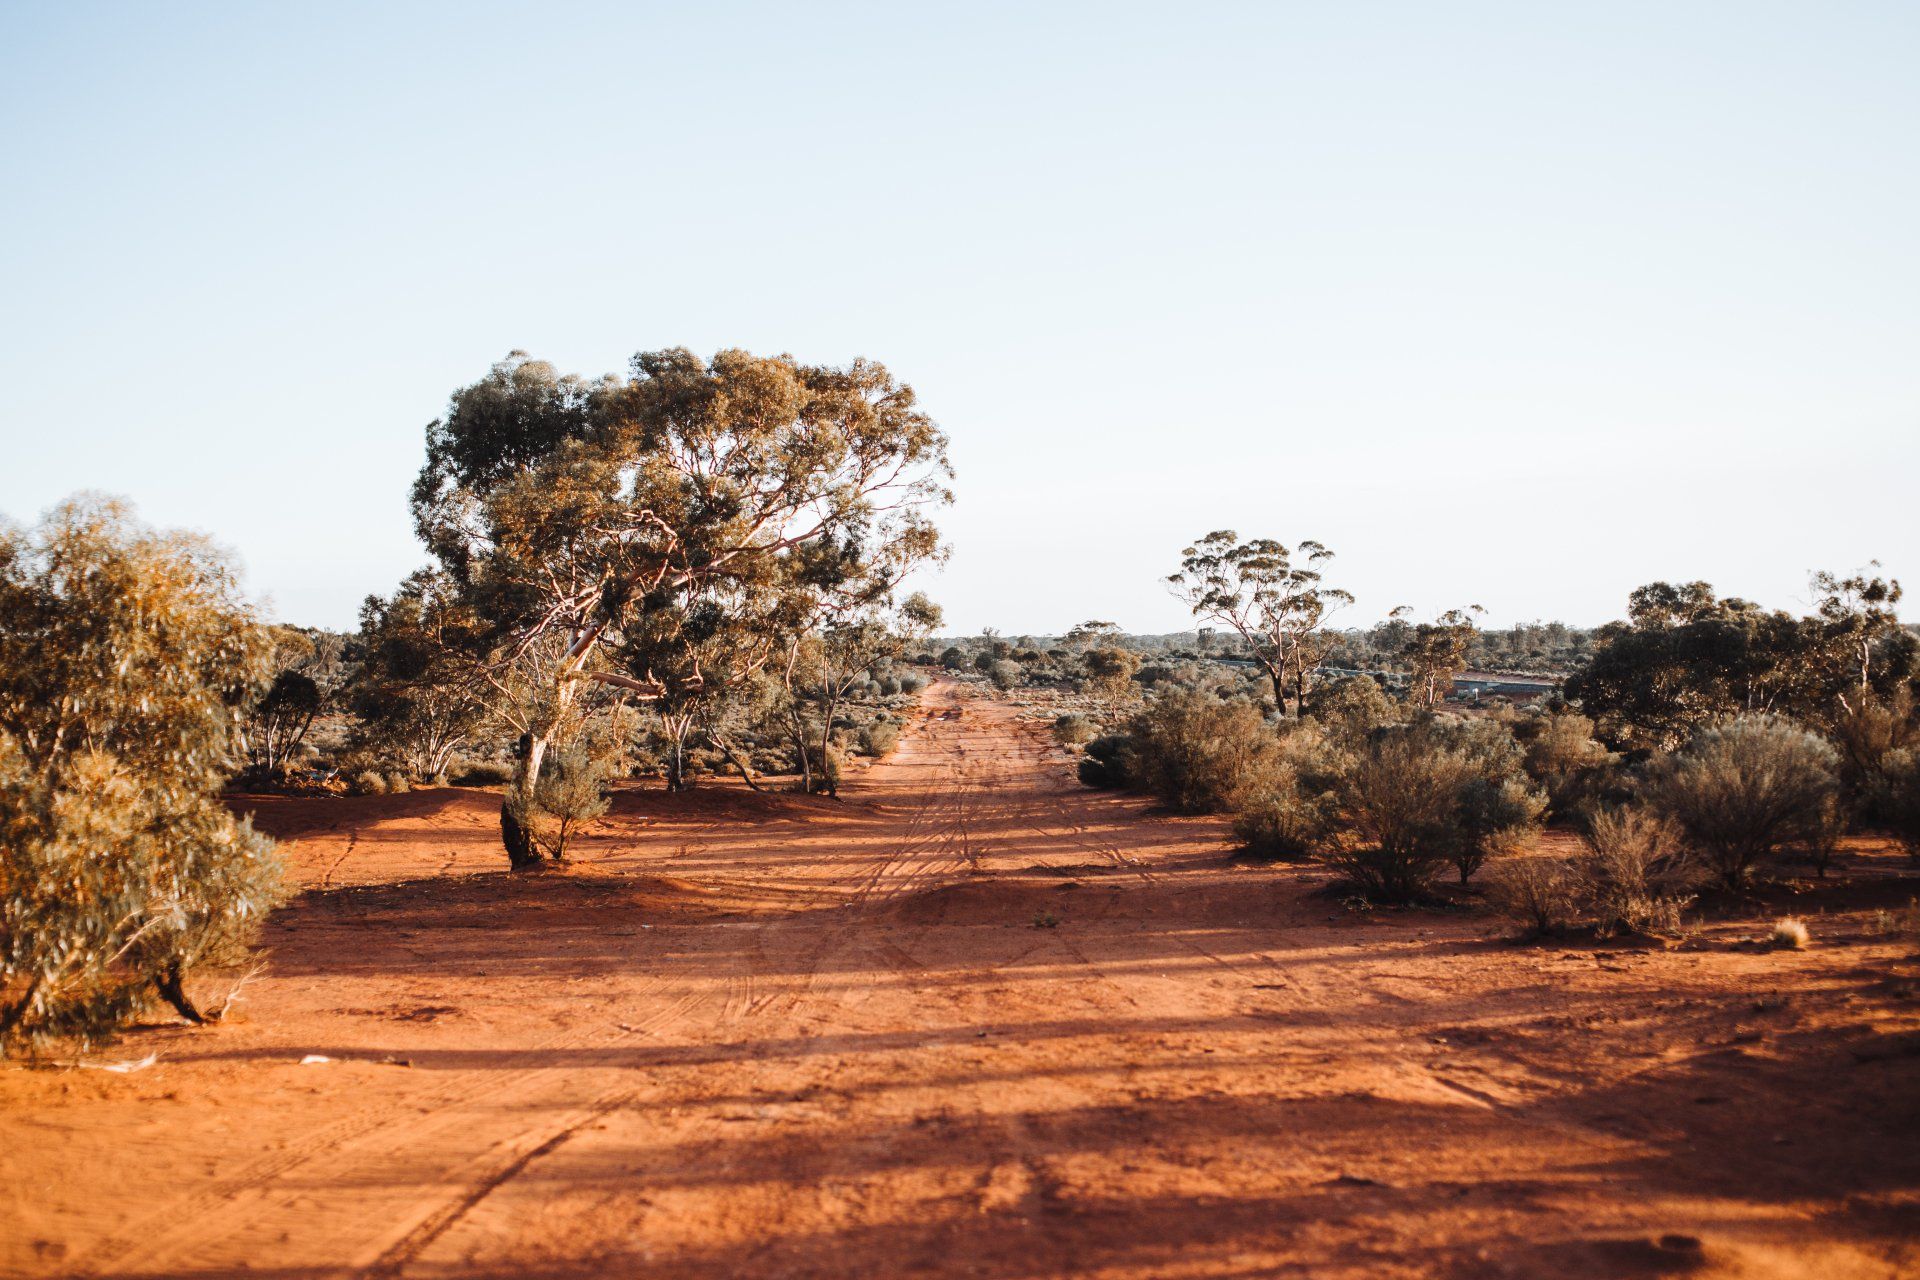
[
  {"left": 1831, "top": 687, "right": 1918, "bottom": 804},
  {"left": 383, "top": 770, "right": 413, "bottom": 795},
  {"left": 1324, "top": 719, "right": 1543, "bottom": 900},
  {"left": 451, "top": 760, "right": 514, "bottom": 787},
  {"left": 987, "top": 659, "right": 1023, "bottom": 691},
  {"left": 1083, "top": 647, "right": 1142, "bottom": 704},
  {"left": 1232, "top": 775, "right": 1332, "bottom": 859},
  {"left": 1771, "top": 917, "right": 1809, "bottom": 950},
  {"left": 1453, "top": 775, "right": 1548, "bottom": 884},
  {"left": 346, "top": 769, "right": 388, "bottom": 796},
  {"left": 898, "top": 673, "right": 927, "bottom": 695},
  {"left": 857, "top": 720, "right": 901, "bottom": 758},
  {"left": 0, "top": 497, "right": 287, "bottom": 1048},
  {"left": 1304, "top": 675, "right": 1401, "bottom": 748},
  {"left": 1052, "top": 714, "right": 1098, "bottom": 746},
  {"left": 1125, "top": 691, "right": 1283, "bottom": 814},
  {"left": 1871, "top": 748, "right": 1920, "bottom": 859},
  {"left": 511, "top": 750, "right": 611, "bottom": 861},
  {"left": 1577, "top": 806, "right": 1699, "bottom": 936},
  {"left": 1649, "top": 715, "right": 1843, "bottom": 888},
  {"left": 1078, "top": 735, "right": 1132, "bottom": 789},
  {"left": 1515, "top": 709, "right": 1617, "bottom": 819},
  {"left": 1486, "top": 858, "right": 1581, "bottom": 937}
]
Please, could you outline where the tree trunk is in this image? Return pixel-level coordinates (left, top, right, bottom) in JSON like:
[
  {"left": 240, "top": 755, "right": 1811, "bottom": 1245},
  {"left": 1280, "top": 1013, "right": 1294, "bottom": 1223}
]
[
  {"left": 154, "top": 964, "right": 207, "bottom": 1025},
  {"left": 1268, "top": 669, "right": 1289, "bottom": 717},
  {"left": 501, "top": 732, "right": 548, "bottom": 871},
  {"left": 818, "top": 696, "right": 840, "bottom": 796},
  {"left": 704, "top": 721, "right": 764, "bottom": 792}
]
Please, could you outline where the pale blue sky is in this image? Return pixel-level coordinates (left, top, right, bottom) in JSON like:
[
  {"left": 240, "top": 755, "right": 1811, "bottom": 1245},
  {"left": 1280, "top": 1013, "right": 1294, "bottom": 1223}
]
[{"left": 2, "top": 2, "right": 1914, "bottom": 634}]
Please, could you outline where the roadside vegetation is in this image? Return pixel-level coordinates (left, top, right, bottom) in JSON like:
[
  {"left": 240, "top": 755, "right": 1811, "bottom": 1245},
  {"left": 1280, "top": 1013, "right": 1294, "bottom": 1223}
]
[{"left": 4, "top": 361, "right": 1916, "bottom": 1054}]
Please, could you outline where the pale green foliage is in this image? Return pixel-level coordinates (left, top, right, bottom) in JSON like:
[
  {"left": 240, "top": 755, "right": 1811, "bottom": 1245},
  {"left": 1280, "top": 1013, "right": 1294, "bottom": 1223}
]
[
  {"left": 1649, "top": 714, "right": 1843, "bottom": 888},
  {"left": 0, "top": 497, "right": 286, "bottom": 1048},
  {"left": 1082, "top": 647, "right": 1141, "bottom": 704},
  {"left": 1516, "top": 708, "right": 1617, "bottom": 818},
  {"left": 1051, "top": 714, "right": 1098, "bottom": 746},
  {"left": 1324, "top": 717, "right": 1544, "bottom": 900},
  {"left": 1125, "top": 691, "right": 1284, "bottom": 815},
  {"left": 511, "top": 750, "right": 612, "bottom": 861},
  {"left": 1231, "top": 769, "right": 1333, "bottom": 860}
]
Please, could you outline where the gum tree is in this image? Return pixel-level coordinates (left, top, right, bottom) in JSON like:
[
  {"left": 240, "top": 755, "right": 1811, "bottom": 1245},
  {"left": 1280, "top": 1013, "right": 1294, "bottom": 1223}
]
[
  {"left": 1169, "top": 533, "right": 1353, "bottom": 715},
  {"left": 410, "top": 349, "right": 951, "bottom": 867},
  {"left": 0, "top": 497, "right": 285, "bottom": 1045}
]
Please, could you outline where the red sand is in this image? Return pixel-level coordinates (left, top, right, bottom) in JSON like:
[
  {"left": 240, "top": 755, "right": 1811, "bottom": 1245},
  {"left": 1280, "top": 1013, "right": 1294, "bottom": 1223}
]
[{"left": 4, "top": 678, "right": 1918, "bottom": 1278}]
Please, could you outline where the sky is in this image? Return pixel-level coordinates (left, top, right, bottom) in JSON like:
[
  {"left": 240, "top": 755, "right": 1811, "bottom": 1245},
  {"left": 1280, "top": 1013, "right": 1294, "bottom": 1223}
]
[{"left": 2, "top": 1, "right": 1915, "bottom": 636}]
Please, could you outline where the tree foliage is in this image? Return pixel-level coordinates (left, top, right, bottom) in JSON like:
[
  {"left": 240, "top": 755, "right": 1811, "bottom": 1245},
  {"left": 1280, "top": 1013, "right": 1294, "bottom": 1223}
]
[
  {"left": 408, "top": 349, "right": 951, "bottom": 864},
  {"left": 1169, "top": 533, "right": 1352, "bottom": 714},
  {"left": 0, "top": 497, "right": 286, "bottom": 1048}
]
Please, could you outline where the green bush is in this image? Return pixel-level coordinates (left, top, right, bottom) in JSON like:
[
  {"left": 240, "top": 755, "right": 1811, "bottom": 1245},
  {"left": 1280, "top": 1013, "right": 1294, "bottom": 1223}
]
[
  {"left": 1486, "top": 857, "right": 1581, "bottom": 937},
  {"left": 1232, "top": 773, "right": 1331, "bottom": 860},
  {"left": 1124, "top": 690, "right": 1283, "bottom": 814},
  {"left": 1077, "top": 735, "right": 1132, "bottom": 789},
  {"left": 1515, "top": 708, "right": 1617, "bottom": 819},
  {"left": 1649, "top": 714, "right": 1843, "bottom": 888},
  {"left": 1324, "top": 718, "right": 1544, "bottom": 900},
  {"left": 451, "top": 759, "right": 514, "bottom": 787},
  {"left": 858, "top": 720, "right": 902, "bottom": 758},
  {"left": 0, "top": 498, "right": 288, "bottom": 1049},
  {"left": 1051, "top": 713, "right": 1098, "bottom": 746},
  {"left": 1869, "top": 747, "right": 1920, "bottom": 859},
  {"left": 516, "top": 750, "right": 611, "bottom": 860},
  {"left": 987, "top": 659, "right": 1023, "bottom": 691}
]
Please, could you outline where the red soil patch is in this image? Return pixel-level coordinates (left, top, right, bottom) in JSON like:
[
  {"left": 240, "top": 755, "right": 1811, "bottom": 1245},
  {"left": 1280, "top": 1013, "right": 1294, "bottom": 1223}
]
[{"left": 4, "top": 678, "right": 1918, "bottom": 1278}]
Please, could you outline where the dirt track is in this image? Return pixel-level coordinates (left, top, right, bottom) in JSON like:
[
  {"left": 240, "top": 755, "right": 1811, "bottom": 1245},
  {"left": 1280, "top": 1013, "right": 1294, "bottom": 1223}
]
[{"left": 4, "top": 678, "right": 1919, "bottom": 1278}]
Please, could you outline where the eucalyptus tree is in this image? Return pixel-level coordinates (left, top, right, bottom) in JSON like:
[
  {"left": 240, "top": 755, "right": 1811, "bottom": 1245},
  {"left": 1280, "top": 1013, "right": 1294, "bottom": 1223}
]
[
  {"left": 0, "top": 497, "right": 286, "bottom": 1045},
  {"left": 781, "top": 591, "right": 942, "bottom": 795},
  {"left": 1809, "top": 565, "right": 1909, "bottom": 711},
  {"left": 1396, "top": 605, "right": 1485, "bottom": 707},
  {"left": 349, "top": 569, "right": 491, "bottom": 782},
  {"left": 410, "top": 349, "right": 951, "bottom": 867},
  {"left": 617, "top": 578, "right": 810, "bottom": 791},
  {"left": 1168, "top": 533, "right": 1353, "bottom": 714}
]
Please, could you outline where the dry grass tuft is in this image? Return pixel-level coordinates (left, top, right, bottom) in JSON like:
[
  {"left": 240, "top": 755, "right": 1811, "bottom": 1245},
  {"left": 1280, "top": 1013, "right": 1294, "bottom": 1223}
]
[{"left": 1770, "top": 917, "right": 1810, "bottom": 950}]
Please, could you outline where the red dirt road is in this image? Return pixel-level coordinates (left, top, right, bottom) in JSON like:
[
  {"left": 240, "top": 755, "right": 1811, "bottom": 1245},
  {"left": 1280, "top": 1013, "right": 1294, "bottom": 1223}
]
[{"left": 4, "top": 679, "right": 1919, "bottom": 1278}]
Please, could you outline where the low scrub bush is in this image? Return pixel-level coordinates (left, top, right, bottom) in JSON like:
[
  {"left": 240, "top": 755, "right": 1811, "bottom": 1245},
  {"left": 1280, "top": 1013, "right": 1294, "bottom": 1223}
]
[
  {"left": 1869, "top": 748, "right": 1920, "bottom": 859},
  {"left": 1324, "top": 719, "right": 1544, "bottom": 901},
  {"left": 1649, "top": 715, "right": 1843, "bottom": 888},
  {"left": 1051, "top": 714, "right": 1099, "bottom": 746},
  {"left": 857, "top": 720, "right": 902, "bottom": 758},
  {"left": 1771, "top": 917, "right": 1810, "bottom": 950},
  {"left": 1077, "top": 735, "right": 1132, "bottom": 789},
  {"left": 1515, "top": 708, "right": 1618, "bottom": 819},
  {"left": 510, "top": 750, "right": 612, "bottom": 861},
  {"left": 987, "top": 659, "right": 1023, "bottom": 691},
  {"left": 1125, "top": 690, "right": 1283, "bottom": 814},
  {"left": 1232, "top": 774, "right": 1332, "bottom": 860},
  {"left": 1303, "top": 676, "right": 1402, "bottom": 748},
  {"left": 450, "top": 759, "right": 514, "bottom": 787},
  {"left": 1577, "top": 806, "right": 1699, "bottom": 936},
  {"left": 1486, "top": 858, "right": 1581, "bottom": 937}
]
